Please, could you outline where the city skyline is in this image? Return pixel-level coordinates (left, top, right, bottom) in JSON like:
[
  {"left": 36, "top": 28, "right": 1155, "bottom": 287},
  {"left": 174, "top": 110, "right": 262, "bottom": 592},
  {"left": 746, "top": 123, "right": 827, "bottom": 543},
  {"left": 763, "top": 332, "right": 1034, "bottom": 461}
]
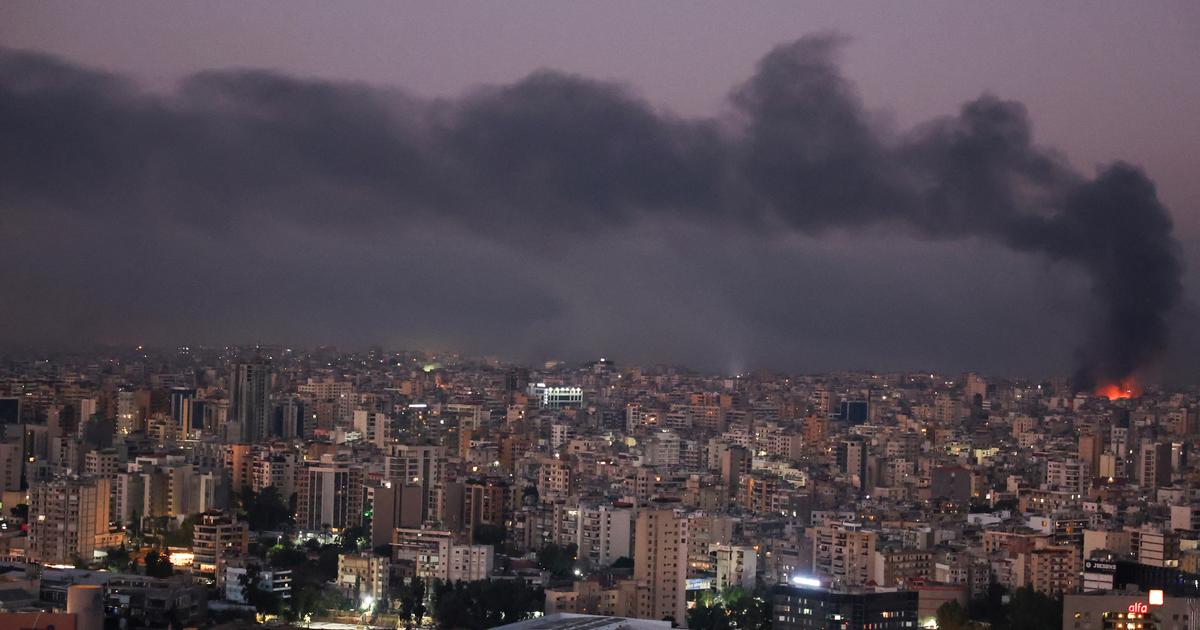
[{"left": 2, "top": 7, "right": 1199, "bottom": 628}]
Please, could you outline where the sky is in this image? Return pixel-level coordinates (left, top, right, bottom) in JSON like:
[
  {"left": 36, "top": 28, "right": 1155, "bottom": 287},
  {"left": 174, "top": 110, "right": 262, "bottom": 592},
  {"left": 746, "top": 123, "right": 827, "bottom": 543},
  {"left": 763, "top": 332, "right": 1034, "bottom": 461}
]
[{"left": 2, "top": 2, "right": 1198, "bottom": 380}]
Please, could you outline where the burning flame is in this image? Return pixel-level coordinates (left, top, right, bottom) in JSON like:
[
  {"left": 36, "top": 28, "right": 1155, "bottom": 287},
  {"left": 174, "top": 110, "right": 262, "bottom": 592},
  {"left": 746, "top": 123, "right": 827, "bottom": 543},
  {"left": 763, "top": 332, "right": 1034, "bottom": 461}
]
[{"left": 1095, "top": 377, "right": 1141, "bottom": 401}]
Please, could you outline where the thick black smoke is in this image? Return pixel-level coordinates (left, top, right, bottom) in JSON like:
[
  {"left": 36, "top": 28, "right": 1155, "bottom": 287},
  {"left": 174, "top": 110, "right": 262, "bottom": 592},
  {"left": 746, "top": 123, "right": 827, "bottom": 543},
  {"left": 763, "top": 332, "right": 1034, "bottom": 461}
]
[{"left": 0, "top": 35, "right": 1181, "bottom": 386}]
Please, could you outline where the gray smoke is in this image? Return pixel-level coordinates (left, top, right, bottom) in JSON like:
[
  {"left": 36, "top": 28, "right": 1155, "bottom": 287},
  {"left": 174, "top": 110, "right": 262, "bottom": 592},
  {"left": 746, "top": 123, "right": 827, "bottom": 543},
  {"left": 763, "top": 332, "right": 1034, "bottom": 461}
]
[{"left": 0, "top": 35, "right": 1181, "bottom": 386}]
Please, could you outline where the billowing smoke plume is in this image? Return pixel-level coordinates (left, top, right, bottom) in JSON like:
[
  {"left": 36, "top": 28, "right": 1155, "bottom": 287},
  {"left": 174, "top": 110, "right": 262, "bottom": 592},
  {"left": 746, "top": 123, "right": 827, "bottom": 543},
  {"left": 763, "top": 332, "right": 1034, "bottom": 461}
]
[{"left": 0, "top": 35, "right": 1181, "bottom": 386}]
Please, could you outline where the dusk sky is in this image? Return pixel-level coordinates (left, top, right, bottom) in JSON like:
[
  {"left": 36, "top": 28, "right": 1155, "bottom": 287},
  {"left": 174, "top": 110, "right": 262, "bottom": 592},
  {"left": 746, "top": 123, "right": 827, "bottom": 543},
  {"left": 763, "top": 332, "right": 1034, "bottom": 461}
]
[{"left": 2, "top": 2, "right": 1198, "bottom": 379}]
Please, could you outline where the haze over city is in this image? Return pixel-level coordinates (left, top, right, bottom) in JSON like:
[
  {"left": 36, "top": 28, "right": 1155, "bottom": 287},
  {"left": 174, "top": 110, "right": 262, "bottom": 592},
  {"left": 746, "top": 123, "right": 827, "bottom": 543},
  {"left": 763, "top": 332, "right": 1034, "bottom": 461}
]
[{"left": 3, "top": 2, "right": 1200, "bottom": 382}]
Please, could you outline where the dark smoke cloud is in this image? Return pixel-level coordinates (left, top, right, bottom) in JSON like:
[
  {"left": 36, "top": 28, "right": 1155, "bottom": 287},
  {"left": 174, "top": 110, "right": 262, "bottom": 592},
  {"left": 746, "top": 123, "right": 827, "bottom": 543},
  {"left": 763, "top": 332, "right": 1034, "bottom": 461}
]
[{"left": 0, "top": 35, "right": 1181, "bottom": 385}]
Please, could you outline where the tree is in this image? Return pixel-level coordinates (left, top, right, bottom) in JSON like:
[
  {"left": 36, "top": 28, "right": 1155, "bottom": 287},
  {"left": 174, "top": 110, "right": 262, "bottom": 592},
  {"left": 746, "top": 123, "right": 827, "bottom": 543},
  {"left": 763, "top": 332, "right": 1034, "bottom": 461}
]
[
  {"left": 315, "top": 544, "right": 342, "bottom": 582},
  {"left": 412, "top": 578, "right": 427, "bottom": 627},
  {"left": 161, "top": 514, "right": 200, "bottom": 547},
  {"left": 687, "top": 586, "right": 771, "bottom": 630},
  {"left": 129, "top": 509, "right": 142, "bottom": 539},
  {"left": 106, "top": 545, "right": 133, "bottom": 573},
  {"left": 473, "top": 523, "right": 506, "bottom": 546},
  {"left": 611, "top": 556, "right": 634, "bottom": 569},
  {"left": 241, "top": 486, "right": 294, "bottom": 531},
  {"left": 936, "top": 600, "right": 971, "bottom": 630},
  {"left": 430, "top": 579, "right": 543, "bottom": 629},
  {"left": 399, "top": 577, "right": 428, "bottom": 630},
  {"left": 536, "top": 543, "right": 577, "bottom": 578},
  {"left": 1006, "top": 587, "right": 1061, "bottom": 630},
  {"left": 341, "top": 525, "right": 368, "bottom": 552},
  {"left": 144, "top": 549, "right": 173, "bottom": 578},
  {"left": 269, "top": 544, "right": 308, "bottom": 570},
  {"left": 240, "top": 563, "right": 282, "bottom": 615},
  {"left": 687, "top": 592, "right": 730, "bottom": 630}
]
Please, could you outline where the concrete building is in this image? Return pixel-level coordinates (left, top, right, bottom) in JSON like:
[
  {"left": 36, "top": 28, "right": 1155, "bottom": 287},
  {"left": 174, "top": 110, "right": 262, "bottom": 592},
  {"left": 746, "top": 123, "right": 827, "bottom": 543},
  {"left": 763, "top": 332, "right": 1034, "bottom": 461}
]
[
  {"left": 1046, "top": 458, "right": 1091, "bottom": 494},
  {"left": 464, "top": 477, "right": 513, "bottom": 542},
  {"left": 224, "top": 566, "right": 292, "bottom": 604},
  {"left": 230, "top": 359, "right": 272, "bottom": 444},
  {"left": 448, "top": 544, "right": 494, "bottom": 581},
  {"left": 296, "top": 455, "right": 365, "bottom": 531},
  {"left": 527, "top": 384, "right": 583, "bottom": 409},
  {"left": 493, "top": 613, "right": 669, "bottom": 630},
  {"left": 368, "top": 481, "right": 423, "bottom": 548},
  {"left": 385, "top": 443, "right": 444, "bottom": 522},
  {"left": 812, "top": 524, "right": 876, "bottom": 588},
  {"left": 192, "top": 510, "right": 249, "bottom": 587},
  {"left": 1063, "top": 591, "right": 1197, "bottom": 630},
  {"left": 337, "top": 553, "right": 389, "bottom": 611},
  {"left": 872, "top": 548, "right": 934, "bottom": 588},
  {"left": 576, "top": 504, "right": 633, "bottom": 568},
  {"left": 0, "top": 442, "right": 24, "bottom": 495},
  {"left": 712, "top": 544, "right": 757, "bottom": 591},
  {"left": 1170, "top": 504, "right": 1200, "bottom": 532},
  {"left": 837, "top": 438, "right": 868, "bottom": 492},
  {"left": 29, "top": 478, "right": 111, "bottom": 565},
  {"left": 353, "top": 410, "right": 391, "bottom": 448},
  {"left": 1137, "top": 440, "right": 1172, "bottom": 490},
  {"left": 539, "top": 456, "right": 575, "bottom": 499},
  {"left": 720, "top": 441, "right": 748, "bottom": 496},
  {"left": 772, "top": 585, "right": 918, "bottom": 630},
  {"left": 633, "top": 501, "right": 688, "bottom": 626},
  {"left": 297, "top": 379, "right": 354, "bottom": 429},
  {"left": 1016, "top": 546, "right": 1080, "bottom": 596}
]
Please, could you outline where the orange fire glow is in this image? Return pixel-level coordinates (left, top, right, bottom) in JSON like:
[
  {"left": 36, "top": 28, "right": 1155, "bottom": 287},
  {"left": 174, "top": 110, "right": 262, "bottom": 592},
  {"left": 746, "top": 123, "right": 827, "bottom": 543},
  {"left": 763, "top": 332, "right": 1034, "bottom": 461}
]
[{"left": 1095, "top": 377, "right": 1141, "bottom": 401}]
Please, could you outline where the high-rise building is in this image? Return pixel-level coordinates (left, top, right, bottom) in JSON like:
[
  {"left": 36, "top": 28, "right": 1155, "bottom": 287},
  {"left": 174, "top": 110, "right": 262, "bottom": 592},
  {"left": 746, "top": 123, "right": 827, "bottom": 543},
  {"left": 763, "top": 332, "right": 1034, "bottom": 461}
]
[
  {"left": 297, "top": 379, "right": 354, "bottom": 429},
  {"left": 0, "top": 442, "right": 22, "bottom": 495},
  {"left": 274, "top": 397, "right": 304, "bottom": 439},
  {"left": 249, "top": 450, "right": 299, "bottom": 498},
  {"left": 353, "top": 410, "right": 391, "bottom": 448},
  {"left": 1046, "top": 458, "right": 1091, "bottom": 494},
  {"left": 633, "top": 500, "right": 687, "bottom": 625},
  {"left": 576, "top": 503, "right": 633, "bottom": 568},
  {"left": 712, "top": 544, "right": 758, "bottom": 591},
  {"left": 296, "top": 455, "right": 365, "bottom": 531},
  {"left": 837, "top": 438, "right": 868, "bottom": 492},
  {"left": 538, "top": 456, "right": 575, "bottom": 499},
  {"left": 0, "top": 398, "right": 19, "bottom": 425},
  {"left": 29, "top": 478, "right": 111, "bottom": 565},
  {"left": 464, "top": 477, "right": 513, "bottom": 542},
  {"left": 230, "top": 359, "right": 272, "bottom": 443},
  {"left": 1078, "top": 432, "right": 1102, "bottom": 476},
  {"left": 448, "top": 544, "right": 494, "bottom": 581},
  {"left": 169, "top": 387, "right": 196, "bottom": 436},
  {"left": 1017, "top": 546, "right": 1080, "bottom": 596},
  {"left": 368, "top": 481, "right": 423, "bottom": 548},
  {"left": 192, "top": 510, "right": 249, "bottom": 587},
  {"left": 1137, "top": 440, "right": 1172, "bottom": 490},
  {"left": 720, "top": 445, "right": 750, "bottom": 498},
  {"left": 391, "top": 528, "right": 494, "bottom": 582},
  {"left": 116, "top": 390, "right": 143, "bottom": 435},
  {"left": 337, "top": 553, "right": 389, "bottom": 611},
  {"left": 812, "top": 524, "right": 876, "bottom": 588},
  {"left": 930, "top": 465, "right": 972, "bottom": 502},
  {"left": 386, "top": 444, "right": 444, "bottom": 522},
  {"left": 839, "top": 400, "right": 869, "bottom": 424}
]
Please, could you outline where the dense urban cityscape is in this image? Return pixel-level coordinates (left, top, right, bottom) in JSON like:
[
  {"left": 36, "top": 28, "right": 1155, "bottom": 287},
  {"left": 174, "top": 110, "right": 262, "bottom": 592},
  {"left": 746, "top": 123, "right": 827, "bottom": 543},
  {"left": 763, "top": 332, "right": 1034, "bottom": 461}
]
[
  {"left": 0, "top": 346, "right": 1194, "bottom": 629},
  {"left": 5, "top": 3, "right": 1199, "bottom": 630}
]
